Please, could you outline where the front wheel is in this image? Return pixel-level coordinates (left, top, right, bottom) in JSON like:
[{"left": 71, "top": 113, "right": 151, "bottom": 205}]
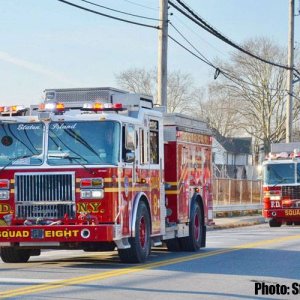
[
  {"left": 269, "top": 219, "right": 282, "bottom": 227},
  {"left": 0, "top": 247, "right": 31, "bottom": 263},
  {"left": 180, "top": 201, "right": 203, "bottom": 251},
  {"left": 118, "top": 201, "right": 151, "bottom": 263}
]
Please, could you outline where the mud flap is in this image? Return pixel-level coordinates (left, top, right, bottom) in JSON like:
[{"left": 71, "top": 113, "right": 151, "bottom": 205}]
[{"left": 201, "top": 225, "right": 206, "bottom": 247}]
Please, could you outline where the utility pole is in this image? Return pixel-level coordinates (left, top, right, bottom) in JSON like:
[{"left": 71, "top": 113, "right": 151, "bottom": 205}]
[
  {"left": 157, "top": 0, "right": 168, "bottom": 107},
  {"left": 286, "top": 0, "right": 295, "bottom": 143}
]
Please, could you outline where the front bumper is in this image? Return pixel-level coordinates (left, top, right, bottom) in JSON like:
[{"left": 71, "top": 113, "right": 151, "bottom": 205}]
[
  {"left": 263, "top": 208, "right": 300, "bottom": 220},
  {"left": 0, "top": 224, "right": 115, "bottom": 245}
]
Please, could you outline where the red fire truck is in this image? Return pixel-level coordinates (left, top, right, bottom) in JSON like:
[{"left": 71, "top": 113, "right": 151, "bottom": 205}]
[
  {"left": 0, "top": 87, "right": 212, "bottom": 263},
  {"left": 262, "top": 142, "right": 300, "bottom": 227}
]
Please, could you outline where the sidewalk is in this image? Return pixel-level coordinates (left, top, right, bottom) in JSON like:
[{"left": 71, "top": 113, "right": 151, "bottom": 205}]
[{"left": 207, "top": 215, "right": 266, "bottom": 230}]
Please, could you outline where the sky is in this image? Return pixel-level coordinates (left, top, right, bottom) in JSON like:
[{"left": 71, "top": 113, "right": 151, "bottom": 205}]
[{"left": 0, "top": 0, "right": 300, "bottom": 107}]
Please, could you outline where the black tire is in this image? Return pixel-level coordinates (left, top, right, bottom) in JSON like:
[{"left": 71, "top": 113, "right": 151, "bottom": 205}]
[
  {"left": 286, "top": 221, "right": 293, "bottom": 226},
  {"left": 180, "top": 201, "right": 202, "bottom": 251},
  {"left": 294, "top": 221, "right": 300, "bottom": 226},
  {"left": 118, "top": 201, "right": 151, "bottom": 263},
  {"left": 0, "top": 247, "right": 31, "bottom": 263},
  {"left": 166, "top": 238, "right": 181, "bottom": 252},
  {"left": 269, "top": 219, "right": 282, "bottom": 227}
]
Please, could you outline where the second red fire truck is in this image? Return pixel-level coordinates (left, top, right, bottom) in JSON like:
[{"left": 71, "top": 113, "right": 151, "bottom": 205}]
[
  {"left": 0, "top": 87, "right": 212, "bottom": 263},
  {"left": 262, "top": 142, "right": 300, "bottom": 227}
]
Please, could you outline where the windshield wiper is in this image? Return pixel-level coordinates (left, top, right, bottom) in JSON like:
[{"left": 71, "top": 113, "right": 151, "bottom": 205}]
[
  {"left": 0, "top": 153, "right": 41, "bottom": 173},
  {"left": 268, "top": 166, "right": 287, "bottom": 187},
  {"left": 48, "top": 153, "right": 95, "bottom": 175},
  {"left": 272, "top": 178, "right": 288, "bottom": 188}
]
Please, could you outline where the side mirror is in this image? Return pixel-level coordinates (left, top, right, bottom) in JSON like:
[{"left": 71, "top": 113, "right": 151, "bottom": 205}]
[{"left": 125, "top": 151, "right": 135, "bottom": 163}]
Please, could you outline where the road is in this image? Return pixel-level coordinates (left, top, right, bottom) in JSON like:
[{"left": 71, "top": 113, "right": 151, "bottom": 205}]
[{"left": 1, "top": 224, "right": 300, "bottom": 299}]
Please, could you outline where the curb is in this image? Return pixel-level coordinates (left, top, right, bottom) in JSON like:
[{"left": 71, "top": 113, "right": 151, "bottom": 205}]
[{"left": 207, "top": 218, "right": 266, "bottom": 231}]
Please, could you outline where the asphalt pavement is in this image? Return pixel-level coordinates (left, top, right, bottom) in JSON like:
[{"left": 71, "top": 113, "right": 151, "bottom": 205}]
[{"left": 3, "top": 220, "right": 300, "bottom": 299}]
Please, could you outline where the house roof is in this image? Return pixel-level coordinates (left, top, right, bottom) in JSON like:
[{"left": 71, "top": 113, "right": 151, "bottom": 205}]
[{"left": 213, "top": 130, "right": 252, "bottom": 154}]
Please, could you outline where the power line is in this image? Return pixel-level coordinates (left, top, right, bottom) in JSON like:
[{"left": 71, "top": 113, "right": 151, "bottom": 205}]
[
  {"left": 169, "top": 24, "right": 260, "bottom": 92},
  {"left": 169, "top": 1, "right": 300, "bottom": 96},
  {"left": 123, "top": 0, "right": 158, "bottom": 11},
  {"left": 172, "top": 0, "right": 294, "bottom": 71},
  {"left": 167, "top": 33, "right": 244, "bottom": 90},
  {"left": 220, "top": 71, "right": 286, "bottom": 94},
  {"left": 170, "top": 13, "right": 229, "bottom": 59},
  {"left": 59, "top": 0, "right": 297, "bottom": 98},
  {"left": 290, "top": 92, "right": 300, "bottom": 102},
  {"left": 169, "top": 22, "right": 214, "bottom": 67},
  {"left": 168, "top": 31, "right": 288, "bottom": 95},
  {"left": 79, "top": 0, "right": 160, "bottom": 21},
  {"left": 169, "top": 0, "right": 296, "bottom": 72},
  {"left": 57, "top": 0, "right": 159, "bottom": 29},
  {"left": 168, "top": 34, "right": 215, "bottom": 68},
  {"left": 167, "top": 32, "right": 255, "bottom": 89}
]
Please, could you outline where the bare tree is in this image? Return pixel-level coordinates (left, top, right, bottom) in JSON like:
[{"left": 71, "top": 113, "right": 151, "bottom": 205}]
[
  {"left": 195, "top": 83, "right": 240, "bottom": 137},
  {"left": 115, "top": 68, "right": 202, "bottom": 113},
  {"left": 167, "top": 71, "right": 200, "bottom": 113},
  {"left": 217, "top": 37, "right": 300, "bottom": 154},
  {"left": 115, "top": 68, "right": 155, "bottom": 96},
  {"left": 115, "top": 39, "right": 300, "bottom": 156}
]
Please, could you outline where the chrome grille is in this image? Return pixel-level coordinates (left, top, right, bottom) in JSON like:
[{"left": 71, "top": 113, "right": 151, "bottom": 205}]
[
  {"left": 16, "top": 203, "right": 74, "bottom": 219},
  {"left": 15, "top": 172, "right": 75, "bottom": 219},
  {"left": 282, "top": 186, "right": 300, "bottom": 200}
]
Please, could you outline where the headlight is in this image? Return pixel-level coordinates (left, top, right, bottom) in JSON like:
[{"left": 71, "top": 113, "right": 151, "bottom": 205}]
[
  {"left": 0, "top": 190, "right": 9, "bottom": 200},
  {"left": 80, "top": 189, "right": 104, "bottom": 199}
]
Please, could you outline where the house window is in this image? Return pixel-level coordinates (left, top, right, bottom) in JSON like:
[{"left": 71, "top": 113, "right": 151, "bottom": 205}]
[{"left": 212, "top": 152, "right": 216, "bottom": 163}]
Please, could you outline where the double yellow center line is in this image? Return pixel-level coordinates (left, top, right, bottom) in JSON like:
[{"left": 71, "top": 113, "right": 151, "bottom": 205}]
[{"left": 1, "top": 234, "right": 300, "bottom": 299}]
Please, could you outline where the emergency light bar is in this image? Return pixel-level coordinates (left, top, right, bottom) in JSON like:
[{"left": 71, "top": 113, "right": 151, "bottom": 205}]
[
  {"left": 267, "top": 150, "right": 300, "bottom": 160},
  {"left": 0, "top": 105, "right": 27, "bottom": 116},
  {"left": 39, "top": 102, "right": 65, "bottom": 113},
  {"left": 36, "top": 100, "right": 126, "bottom": 116},
  {"left": 82, "top": 102, "right": 124, "bottom": 112}
]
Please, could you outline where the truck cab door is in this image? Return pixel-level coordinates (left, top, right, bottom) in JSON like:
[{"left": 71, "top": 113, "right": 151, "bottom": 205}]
[{"left": 120, "top": 124, "right": 136, "bottom": 236}]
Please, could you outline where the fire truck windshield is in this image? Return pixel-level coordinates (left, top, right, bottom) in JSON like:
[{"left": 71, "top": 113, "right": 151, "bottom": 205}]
[
  {"left": 47, "top": 121, "right": 120, "bottom": 165},
  {"left": 0, "top": 123, "right": 44, "bottom": 166},
  {"left": 264, "top": 163, "right": 295, "bottom": 185}
]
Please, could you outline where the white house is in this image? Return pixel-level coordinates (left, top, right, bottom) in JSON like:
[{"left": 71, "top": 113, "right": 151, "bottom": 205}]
[{"left": 212, "top": 132, "right": 252, "bottom": 179}]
